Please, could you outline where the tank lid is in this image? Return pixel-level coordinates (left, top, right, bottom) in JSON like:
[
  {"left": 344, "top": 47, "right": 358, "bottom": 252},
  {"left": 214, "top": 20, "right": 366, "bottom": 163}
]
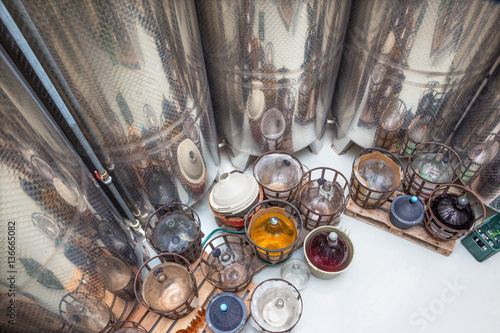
[{"left": 177, "top": 139, "right": 205, "bottom": 184}]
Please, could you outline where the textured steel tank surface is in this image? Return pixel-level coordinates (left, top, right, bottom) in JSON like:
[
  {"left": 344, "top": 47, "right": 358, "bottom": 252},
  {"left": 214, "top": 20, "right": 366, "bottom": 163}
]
[
  {"left": 452, "top": 65, "right": 500, "bottom": 212},
  {"left": 196, "top": 0, "right": 350, "bottom": 168},
  {"left": 332, "top": 0, "right": 500, "bottom": 155},
  {"left": 0, "top": 47, "right": 143, "bottom": 333},
  {"left": 5, "top": 0, "right": 220, "bottom": 221}
]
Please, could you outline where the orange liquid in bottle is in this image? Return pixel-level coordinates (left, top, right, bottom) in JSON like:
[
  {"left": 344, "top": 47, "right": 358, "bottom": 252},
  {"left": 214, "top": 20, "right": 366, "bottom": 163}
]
[{"left": 250, "top": 212, "right": 297, "bottom": 256}]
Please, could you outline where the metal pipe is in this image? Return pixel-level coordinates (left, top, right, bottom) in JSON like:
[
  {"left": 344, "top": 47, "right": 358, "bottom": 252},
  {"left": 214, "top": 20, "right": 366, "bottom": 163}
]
[{"left": 0, "top": 2, "right": 143, "bottom": 234}]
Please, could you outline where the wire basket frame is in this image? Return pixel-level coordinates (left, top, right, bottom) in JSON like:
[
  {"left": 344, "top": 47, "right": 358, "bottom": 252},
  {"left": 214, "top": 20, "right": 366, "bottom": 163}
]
[
  {"left": 424, "top": 184, "right": 486, "bottom": 241},
  {"left": 403, "top": 142, "right": 461, "bottom": 201},
  {"left": 200, "top": 234, "right": 256, "bottom": 292},
  {"left": 85, "top": 247, "right": 136, "bottom": 300},
  {"left": 245, "top": 199, "right": 303, "bottom": 264},
  {"left": 350, "top": 148, "right": 404, "bottom": 209},
  {"left": 134, "top": 253, "right": 198, "bottom": 320},
  {"left": 250, "top": 279, "right": 303, "bottom": 333},
  {"left": 144, "top": 202, "right": 203, "bottom": 264},
  {"left": 253, "top": 151, "right": 304, "bottom": 201},
  {"left": 59, "top": 292, "right": 115, "bottom": 332},
  {"left": 101, "top": 320, "right": 148, "bottom": 333},
  {"left": 297, "top": 167, "right": 350, "bottom": 230}
]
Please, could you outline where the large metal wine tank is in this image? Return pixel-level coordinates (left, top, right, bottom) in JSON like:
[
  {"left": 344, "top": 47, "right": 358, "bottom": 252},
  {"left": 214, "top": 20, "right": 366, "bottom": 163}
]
[
  {"left": 0, "top": 46, "right": 143, "bottom": 332},
  {"left": 4, "top": 0, "right": 220, "bottom": 222},
  {"left": 332, "top": 0, "right": 500, "bottom": 155},
  {"left": 196, "top": 0, "right": 351, "bottom": 169},
  {"left": 451, "top": 64, "right": 500, "bottom": 212}
]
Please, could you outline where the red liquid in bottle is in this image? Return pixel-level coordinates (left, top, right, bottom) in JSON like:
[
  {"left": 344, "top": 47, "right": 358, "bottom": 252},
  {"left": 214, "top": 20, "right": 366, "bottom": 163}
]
[{"left": 306, "top": 231, "right": 349, "bottom": 272}]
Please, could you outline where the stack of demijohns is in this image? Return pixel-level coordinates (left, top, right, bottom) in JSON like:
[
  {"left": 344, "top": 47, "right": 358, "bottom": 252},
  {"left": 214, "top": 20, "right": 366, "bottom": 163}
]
[{"left": 4, "top": 0, "right": 220, "bottom": 224}]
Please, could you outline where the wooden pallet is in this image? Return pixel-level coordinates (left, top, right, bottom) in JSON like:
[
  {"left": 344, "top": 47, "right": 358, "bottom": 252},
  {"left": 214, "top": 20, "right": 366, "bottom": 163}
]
[
  {"left": 125, "top": 228, "right": 310, "bottom": 332},
  {"left": 345, "top": 191, "right": 456, "bottom": 256}
]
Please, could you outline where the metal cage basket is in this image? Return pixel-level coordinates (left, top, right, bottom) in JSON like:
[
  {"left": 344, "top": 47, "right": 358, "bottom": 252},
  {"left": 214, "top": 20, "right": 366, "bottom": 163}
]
[
  {"left": 85, "top": 247, "right": 136, "bottom": 300},
  {"left": 253, "top": 151, "right": 304, "bottom": 201},
  {"left": 350, "top": 148, "right": 404, "bottom": 209},
  {"left": 134, "top": 253, "right": 198, "bottom": 320},
  {"left": 424, "top": 184, "right": 486, "bottom": 241},
  {"left": 144, "top": 202, "right": 203, "bottom": 264},
  {"left": 297, "top": 167, "right": 350, "bottom": 230},
  {"left": 249, "top": 279, "right": 303, "bottom": 333},
  {"left": 101, "top": 320, "right": 148, "bottom": 333},
  {"left": 200, "top": 234, "right": 256, "bottom": 293},
  {"left": 403, "top": 142, "right": 461, "bottom": 201},
  {"left": 245, "top": 199, "right": 303, "bottom": 265}
]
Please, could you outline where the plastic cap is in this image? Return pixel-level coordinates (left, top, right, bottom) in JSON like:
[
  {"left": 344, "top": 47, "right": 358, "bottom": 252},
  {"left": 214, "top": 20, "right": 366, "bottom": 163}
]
[
  {"left": 220, "top": 303, "right": 228, "bottom": 312},
  {"left": 410, "top": 196, "right": 418, "bottom": 204},
  {"left": 328, "top": 232, "right": 338, "bottom": 242},
  {"left": 457, "top": 196, "right": 469, "bottom": 207},
  {"left": 270, "top": 217, "right": 279, "bottom": 226},
  {"left": 211, "top": 248, "right": 221, "bottom": 258},
  {"left": 317, "top": 178, "right": 326, "bottom": 185}
]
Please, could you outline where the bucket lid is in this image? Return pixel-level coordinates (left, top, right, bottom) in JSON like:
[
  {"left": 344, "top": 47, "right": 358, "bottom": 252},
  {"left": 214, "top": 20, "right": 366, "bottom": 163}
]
[
  {"left": 206, "top": 293, "right": 247, "bottom": 333},
  {"left": 209, "top": 172, "right": 259, "bottom": 214},
  {"left": 177, "top": 139, "right": 205, "bottom": 184}
]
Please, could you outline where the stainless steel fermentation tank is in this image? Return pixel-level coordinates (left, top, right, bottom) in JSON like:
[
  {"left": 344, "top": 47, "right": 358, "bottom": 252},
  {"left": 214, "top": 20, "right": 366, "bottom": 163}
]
[
  {"left": 0, "top": 46, "right": 143, "bottom": 333},
  {"left": 332, "top": 0, "right": 500, "bottom": 155},
  {"left": 4, "top": 0, "right": 220, "bottom": 223},
  {"left": 451, "top": 63, "right": 500, "bottom": 212},
  {"left": 196, "top": 0, "right": 351, "bottom": 169}
]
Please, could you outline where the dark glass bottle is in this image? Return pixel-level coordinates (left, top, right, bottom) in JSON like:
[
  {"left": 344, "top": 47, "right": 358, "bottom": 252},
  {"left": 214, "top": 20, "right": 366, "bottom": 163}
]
[
  {"left": 306, "top": 232, "right": 349, "bottom": 272},
  {"left": 430, "top": 194, "right": 475, "bottom": 230}
]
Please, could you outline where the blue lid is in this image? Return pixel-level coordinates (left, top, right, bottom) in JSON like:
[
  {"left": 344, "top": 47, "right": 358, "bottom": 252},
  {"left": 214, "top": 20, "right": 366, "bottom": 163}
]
[{"left": 206, "top": 293, "right": 247, "bottom": 333}]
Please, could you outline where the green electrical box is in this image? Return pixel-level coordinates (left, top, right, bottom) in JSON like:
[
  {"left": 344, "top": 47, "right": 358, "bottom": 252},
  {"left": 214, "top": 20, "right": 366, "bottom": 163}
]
[{"left": 461, "top": 214, "right": 500, "bottom": 262}]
